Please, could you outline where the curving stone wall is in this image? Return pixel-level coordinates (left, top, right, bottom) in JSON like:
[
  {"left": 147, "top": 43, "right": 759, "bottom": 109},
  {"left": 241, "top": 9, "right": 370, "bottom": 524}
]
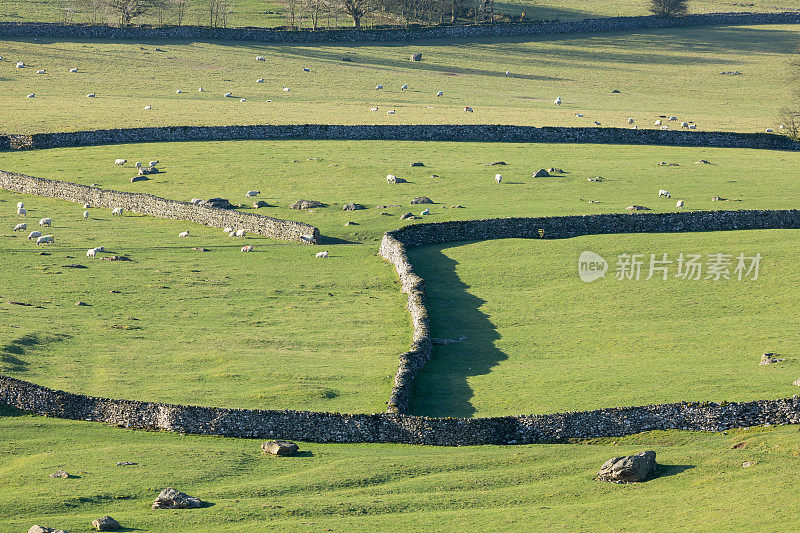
[
  {"left": 1, "top": 125, "right": 796, "bottom": 151},
  {"left": 0, "top": 169, "right": 320, "bottom": 243},
  {"left": 379, "top": 209, "right": 800, "bottom": 413},
  {"left": 0, "top": 12, "right": 798, "bottom": 43}
]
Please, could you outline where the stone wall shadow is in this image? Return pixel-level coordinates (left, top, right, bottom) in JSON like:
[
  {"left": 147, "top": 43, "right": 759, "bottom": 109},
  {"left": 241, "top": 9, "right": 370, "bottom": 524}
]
[{"left": 406, "top": 242, "right": 505, "bottom": 418}]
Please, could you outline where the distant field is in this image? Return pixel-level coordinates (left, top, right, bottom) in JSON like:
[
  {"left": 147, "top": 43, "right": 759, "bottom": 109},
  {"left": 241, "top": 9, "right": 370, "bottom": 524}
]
[
  {"left": 0, "top": 0, "right": 796, "bottom": 27},
  {"left": 409, "top": 231, "right": 800, "bottom": 417},
  {"left": 0, "top": 24, "right": 796, "bottom": 133},
  {"left": 3, "top": 408, "right": 800, "bottom": 531}
]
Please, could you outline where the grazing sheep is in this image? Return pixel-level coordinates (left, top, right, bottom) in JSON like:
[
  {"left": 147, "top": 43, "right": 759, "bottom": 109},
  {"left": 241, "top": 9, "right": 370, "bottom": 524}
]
[
  {"left": 83, "top": 211, "right": 89, "bottom": 219},
  {"left": 766, "top": 128, "right": 774, "bottom": 133},
  {"left": 13, "top": 223, "right": 26, "bottom": 231},
  {"left": 69, "top": 68, "right": 78, "bottom": 73},
  {"left": 112, "top": 207, "right": 123, "bottom": 216},
  {"left": 256, "top": 79, "right": 264, "bottom": 83},
  {"left": 505, "top": 70, "right": 510, "bottom": 76},
  {"left": 575, "top": 113, "right": 583, "bottom": 117},
  {"left": 83, "top": 203, "right": 90, "bottom": 208},
  {"left": 256, "top": 55, "right": 265, "bottom": 61},
  {"left": 668, "top": 116, "right": 677, "bottom": 121},
  {"left": 779, "top": 124, "right": 785, "bottom": 130},
  {"left": 370, "top": 107, "right": 379, "bottom": 111},
  {"left": 464, "top": 106, "right": 473, "bottom": 113},
  {"left": 246, "top": 190, "right": 260, "bottom": 197},
  {"left": 176, "top": 89, "right": 183, "bottom": 93},
  {"left": 224, "top": 92, "right": 232, "bottom": 97},
  {"left": 198, "top": 87, "right": 204, "bottom": 92},
  {"left": 241, "top": 245, "right": 253, "bottom": 252},
  {"left": 16, "top": 62, "right": 24, "bottom": 68},
  {"left": 386, "top": 174, "right": 397, "bottom": 184},
  {"left": 554, "top": 97, "right": 561, "bottom": 106},
  {"left": 17, "top": 207, "right": 27, "bottom": 217},
  {"left": 36, "top": 235, "right": 54, "bottom": 245},
  {"left": 240, "top": 98, "right": 246, "bottom": 102},
  {"left": 387, "top": 110, "right": 395, "bottom": 114},
  {"left": 654, "top": 119, "right": 662, "bottom": 126},
  {"left": 436, "top": 91, "right": 443, "bottom": 97},
  {"left": 660, "top": 126, "right": 669, "bottom": 130},
  {"left": 375, "top": 84, "right": 384, "bottom": 90},
  {"left": 223, "top": 227, "right": 233, "bottom": 233},
  {"left": 303, "top": 67, "right": 310, "bottom": 72},
  {"left": 26, "top": 94, "right": 35, "bottom": 98},
  {"left": 144, "top": 105, "right": 151, "bottom": 110},
  {"left": 495, "top": 174, "right": 502, "bottom": 183},
  {"left": 149, "top": 161, "right": 159, "bottom": 168},
  {"left": 658, "top": 189, "right": 671, "bottom": 198},
  {"left": 316, "top": 251, "right": 329, "bottom": 258},
  {"left": 86, "top": 248, "right": 97, "bottom": 258},
  {"left": 688, "top": 124, "right": 697, "bottom": 129},
  {"left": 680, "top": 122, "right": 689, "bottom": 129},
  {"left": 86, "top": 93, "right": 95, "bottom": 98},
  {"left": 235, "top": 229, "right": 246, "bottom": 238},
  {"left": 17, "top": 202, "right": 24, "bottom": 209},
  {"left": 421, "top": 208, "right": 430, "bottom": 215},
  {"left": 39, "top": 218, "right": 51, "bottom": 227},
  {"left": 229, "top": 231, "right": 236, "bottom": 237},
  {"left": 282, "top": 87, "right": 290, "bottom": 92},
  {"left": 628, "top": 118, "right": 634, "bottom": 124},
  {"left": 594, "top": 121, "right": 601, "bottom": 126},
  {"left": 401, "top": 84, "right": 408, "bottom": 90},
  {"left": 28, "top": 231, "right": 41, "bottom": 240},
  {"left": 179, "top": 231, "right": 190, "bottom": 237},
  {"left": 115, "top": 159, "right": 127, "bottom": 166},
  {"left": 676, "top": 199, "right": 684, "bottom": 209}
]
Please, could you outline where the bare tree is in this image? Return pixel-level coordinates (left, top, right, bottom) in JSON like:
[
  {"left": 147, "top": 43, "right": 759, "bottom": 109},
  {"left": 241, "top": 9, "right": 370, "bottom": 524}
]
[
  {"left": 341, "top": 0, "right": 371, "bottom": 27},
  {"left": 104, "top": 0, "right": 152, "bottom": 26},
  {"left": 305, "top": 0, "right": 326, "bottom": 29},
  {"left": 778, "top": 109, "right": 800, "bottom": 141},
  {"left": 205, "top": 0, "right": 231, "bottom": 27},
  {"left": 152, "top": 0, "right": 171, "bottom": 25},
  {"left": 174, "top": 0, "right": 187, "bottom": 24},
  {"left": 649, "top": 0, "right": 689, "bottom": 17}
]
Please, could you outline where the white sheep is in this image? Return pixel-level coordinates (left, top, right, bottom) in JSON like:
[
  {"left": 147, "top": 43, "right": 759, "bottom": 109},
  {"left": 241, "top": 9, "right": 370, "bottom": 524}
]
[
  {"left": 149, "top": 161, "right": 159, "bottom": 168},
  {"left": 69, "top": 68, "right": 78, "bottom": 73},
  {"left": 86, "top": 248, "right": 97, "bottom": 258},
  {"left": 246, "top": 190, "right": 260, "bottom": 197},
  {"left": 680, "top": 122, "right": 689, "bottom": 129},
  {"left": 386, "top": 174, "right": 397, "bottom": 184},
  {"left": 505, "top": 70, "right": 510, "bottom": 76},
  {"left": 144, "top": 105, "right": 152, "bottom": 110},
  {"left": 375, "top": 84, "right": 384, "bottom": 90},
  {"left": 282, "top": 87, "right": 290, "bottom": 92},
  {"left": 83, "top": 211, "right": 89, "bottom": 219},
  {"left": 387, "top": 110, "right": 395, "bottom": 115},
  {"left": 229, "top": 231, "right": 236, "bottom": 237},
  {"left": 554, "top": 97, "right": 561, "bottom": 106},
  {"left": 235, "top": 229, "right": 246, "bottom": 238},
  {"left": 256, "top": 79, "right": 264, "bottom": 83},
  {"left": 575, "top": 113, "right": 583, "bottom": 117},
  {"left": 36, "top": 69, "right": 45, "bottom": 74},
  {"left": 83, "top": 203, "right": 90, "bottom": 208},
  {"left": 316, "top": 251, "right": 329, "bottom": 258},
  {"left": 370, "top": 107, "right": 379, "bottom": 111},
  {"left": 658, "top": 189, "right": 671, "bottom": 198},
  {"left": 17, "top": 202, "right": 24, "bottom": 209},
  {"left": 112, "top": 207, "right": 123, "bottom": 215},
  {"left": 176, "top": 89, "right": 183, "bottom": 94},
  {"left": 16, "top": 62, "right": 24, "bottom": 68},
  {"left": 421, "top": 208, "right": 430, "bottom": 215},
  {"left": 676, "top": 199, "right": 684, "bottom": 209},
  {"left": 668, "top": 116, "right": 677, "bottom": 121},
  {"left": 17, "top": 207, "right": 27, "bottom": 217},
  {"left": 654, "top": 119, "right": 662, "bottom": 126},
  {"left": 464, "top": 106, "right": 473, "bottom": 113},
  {"left": 28, "top": 231, "right": 41, "bottom": 240},
  {"left": 198, "top": 87, "right": 204, "bottom": 92},
  {"left": 26, "top": 93, "right": 35, "bottom": 98},
  {"left": 13, "top": 223, "right": 26, "bottom": 231},
  {"left": 688, "top": 124, "right": 697, "bottom": 129},
  {"left": 495, "top": 174, "right": 502, "bottom": 184},
  {"left": 240, "top": 98, "right": 246, "bottom": 103},
  {"left": 628, "top": 118, "right": 634, "bottom": 124},
  {"left": 224, "top": 92, "right": 232, "bottom": 97},
  {"left": 86, "top": 93, "right": 95, "bottom": 98},
  {"left": 256, "top": 55, "right": 265, "bottom": 61},
  {"left": 36, "top": 235, "right": 54, "bottom": 245},
  {"left": 303, "top": 67, "right": 310, "bottom": 72},
  {"left": 115, "top": 159, "right": 127, "bottom": 166},
  {"left": 241, "top": 245, "right": 253, "bottom": 252},
  {"left": 223, "top": 227, "right": 234, "bottom": 234},
  {"left": 39, "top": 217, "right": 51, "bottom": 226},
  {"left": 179, "top": 231, "right": 190, "bottom": 237},
  {"left": 436, "top": 91, "right": 443, "bottom": 97},
  {"left": 401, "top": 84, "right": 408, "bottom": 90}
]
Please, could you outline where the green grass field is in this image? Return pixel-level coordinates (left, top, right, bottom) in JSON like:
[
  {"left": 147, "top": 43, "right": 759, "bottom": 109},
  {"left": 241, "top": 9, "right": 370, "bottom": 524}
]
[
  {"left": 0, "top": 23, "right": 796, "bottom": 133},
  {"left": 3, "top": 407, "right": 800, "bottom": 531}
]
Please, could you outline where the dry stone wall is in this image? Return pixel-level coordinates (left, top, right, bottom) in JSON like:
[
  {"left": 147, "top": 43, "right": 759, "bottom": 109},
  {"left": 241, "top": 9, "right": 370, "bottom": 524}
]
[
  {"left": 0, "top": 12, "right": 797, "bottom": 43},
  {"left": 0, "top": 170, "right": 319, "bottom": 243},
  {"left": 1, "top": 125, "right": 796, "bottom": 151}
]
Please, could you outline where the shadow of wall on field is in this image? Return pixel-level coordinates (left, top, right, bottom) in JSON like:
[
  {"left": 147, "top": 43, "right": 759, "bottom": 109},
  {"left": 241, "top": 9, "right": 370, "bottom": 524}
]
[
  {"left": 406, "top": 243, "right": 505, "bottom": 418},
  {"left": 1, "top": 332, "right": 70, "bottom": 373}
]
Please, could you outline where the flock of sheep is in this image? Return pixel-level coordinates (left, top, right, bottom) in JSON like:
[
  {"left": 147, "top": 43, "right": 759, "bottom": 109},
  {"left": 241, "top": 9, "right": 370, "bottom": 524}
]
[{"left": 14, "top": 201, "right": 59, "bottom": 245}]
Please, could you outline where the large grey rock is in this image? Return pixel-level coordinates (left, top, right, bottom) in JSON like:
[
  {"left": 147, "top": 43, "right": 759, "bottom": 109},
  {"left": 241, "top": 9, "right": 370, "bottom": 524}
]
[
  {"left": 199, "top": 197, "right": 235, "bottom": 209},
  {"left": 262, "top": 440, "right": 299, "bottom": 456},
  {"left": 597, "top": 451, "right": 657, "bottom": 483},
  {"left": 91, "top": 516, "right": 121, "bottom": 531},
  {"left": 342, "top": 203, "right": 365, "bottom": 211},
  {"left": 152, "top": 488, "right": 204, "bottom": 509},
  {"left": 532, "top": 168, "right": 550, "bottom": 177},
  {"left": 410, "top": 196, "right": 433, "bottom": 204},
  {"left": 49, "top": 469, "right": 69, "bottom": 478},
  {"left": 290, "top": 199, "right": 326, "bottom": 210},
  {"left": 625, "top": 205, "right": 650, "bottom": 211},
  {"left": 130, "top": 175, "right": 149, "bottom": 182},
  {"left": 29, "top": 527, "right": 66, "bottom": 533}
]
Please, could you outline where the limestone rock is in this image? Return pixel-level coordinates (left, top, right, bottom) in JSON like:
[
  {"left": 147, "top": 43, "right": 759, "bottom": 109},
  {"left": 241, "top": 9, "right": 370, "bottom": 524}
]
[
  {"left": 262, "top": 440, "right": 299, "bottom": 456},
  {"left": 532, "top": 169, "right": 550, "bottom": 177},
  {"left": 130, "top": 175, "right": 149, "bottom": 183},
  {"left": 625, "top": 205, "right": 650, "bottom": 211},
  {"left": 49, "top": 470, "right": 69, "bottom": 478},
  {"left": 253, "top": 200, "right": 272, "bottom": 208},
  {"left": 290, "top": 199, "right": 326, "bottom": 210},
  {"left": 597, "top": 451, "right": 657, "bottom": 483},
  {"left": 152, "top": 488, "right": 203, "bottom": 509},
  {"left": 91, "top": 516, "right": 121, "bottom": 531},
  {"left": 760, "top": 353, "right": 783, "bottom": 365},
  {"left": 410, "top": 196, "right": 433, "bottom": 204},
  {"left": 400, "top": 212, "right": 415, "bottom": 220},
  {"left": 342, "top": 203, "right": 365, "bottom": 211},
  {"left": 29, "top": 526, "right": 66, "bottom": 533},
  {"left": 199, "top": 197, "right": 235, "bottom": 210}
]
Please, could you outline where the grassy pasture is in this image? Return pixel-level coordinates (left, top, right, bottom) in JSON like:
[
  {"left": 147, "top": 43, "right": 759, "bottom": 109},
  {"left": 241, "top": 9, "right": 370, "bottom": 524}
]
[
  {"left": 0, "top": 23, "right": 795, "bottom": 133},
  {"left": 409, "top": 231, "right": 800, "bottom": 418},
  {"left": 2, "top": 408, "right": 800, "bottom": 531},
  {"left": 1, "top": 140, "right": 799, "bottom": 242},
  {"left": 0, "top": 187, "right": 407, "bottom": 412}
]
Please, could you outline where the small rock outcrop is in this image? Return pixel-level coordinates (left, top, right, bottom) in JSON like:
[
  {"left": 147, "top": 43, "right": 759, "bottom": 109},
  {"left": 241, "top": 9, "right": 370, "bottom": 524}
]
[
  {"left": 532, "top": 169, "right": 550, "bottom": 177},
  {"left": 625, "top": 205, "right": 650, "bottom": 211},
  {"left": 130, "top": 175, "right": 149, "bottom": 183},
  {"left": 410, "top": 196, "right": 433, "bottom": 204},
  {"left": 342, "top": 203, "right": 365, "bottom": 211},
  {"left": 262, "top": 440, "right": 300, "bottom": 456},
  {"left": 29, "top": 526, "right": 66, "bottom": 533},
  {"left": 400, "top": 212, "right": 416, "bottom": 220},
  {"left": 199, "top": 197, "right": 234, "bottom": 210},
  {"left": 152, "top": 488, "right": 203, "bottom": 509},
  {"left": 597, "top": 451, "right": 657, "bottom": 483},
  {"left": 91, "top": 516, "right": 121, "bottom": 531},
  {"left": 49, "top": 470, "right": 69, "bottom": 478},
  {"left": 760, "top": 353, "right": 783, "bottom": 365},
  {"left": 253, "top": 200, "right": 272, "bottom": 208},
  {"left": 290, "top": 199, "right": 326, "bottom": 210}
]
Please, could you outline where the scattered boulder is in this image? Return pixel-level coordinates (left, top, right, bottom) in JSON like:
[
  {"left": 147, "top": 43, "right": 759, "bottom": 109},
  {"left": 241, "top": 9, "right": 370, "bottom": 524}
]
[
  {"left": 28, "top": 526, "right": 66, "bottom": 533},
  {"left": 261, "top": 440, "right": 300, "bottom": 456},
  {"left": 760, "top": 352, "right": 783, "bottom": 365},
  {"left": 532, "top": 169, "right": 550, "bottom": 177},
  {"left": 116, "top": 461, "right": 137, "bottom": 466},
  {"left": 411, "top": 196, "right": 434, "bottom": 204},
  {"left": 49, "top": 470, "right": 69, "bottom": 478},
  {"left": 290, "top": 199, "right": 326, "bottom": 210},
  {"left": 253, "top": 200, "right": 272, "bottom": 208},
  {"left": 597, "top": 451, "right": 657, "bottom": 483},
  {"left": 199, "top": 197, "right": 235, "bottom": 209},
  {"left": 152, "top": 488, "right": 203, "bottom": 509},
  {"left": 342, "top": 203, "right": 365, "bottom": 211},
  {"left": 91, "top": 516, "right": 121, "bottom": 531},
  {"left": 741, "top": 460, "right": 757, "bottom": 468},
  {"left": 400, "top": 212, "right": 416, "bottom": 220},
  {"left": 547, "top": 167, "right": 564, "bottom": 173},
  {"left": 410, "top": 52, "right": 422, "bottom": 61},
  {"left": 410, "top": 162, "right": 425, "bottom": 167},
  {"left": 131, "top": 175, "right": 149, "bottom": 183},
  {"left": 625, "top": 205, "right": 650, "bottom": 211}
]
